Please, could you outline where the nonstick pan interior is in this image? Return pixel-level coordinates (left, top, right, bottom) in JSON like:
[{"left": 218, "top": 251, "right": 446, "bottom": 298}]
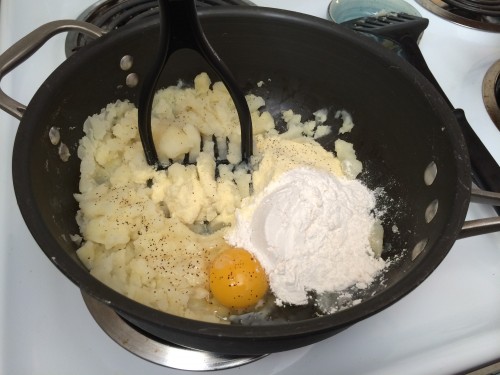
[{"left": 11, "top": 7, "right": 470, "bottom": 354}]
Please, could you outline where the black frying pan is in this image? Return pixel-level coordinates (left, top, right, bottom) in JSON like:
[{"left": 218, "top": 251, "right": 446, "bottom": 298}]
[{"left": 0, "top": 7, "right": 499, "bottom": 355}]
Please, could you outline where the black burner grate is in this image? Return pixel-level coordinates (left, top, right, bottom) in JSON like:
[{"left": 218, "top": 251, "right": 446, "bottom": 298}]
[
  {"left": 65, "top": 0, "right": 255, "bottom": 56},
  {"left": 416, "top": 0, "right": 500, "bottom": 32},
  {"left": 442, "top": 0, "right": 500, "bottom": 17}
]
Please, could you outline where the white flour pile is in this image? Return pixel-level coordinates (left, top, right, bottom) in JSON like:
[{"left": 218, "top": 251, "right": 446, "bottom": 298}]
[{"left": 226, "top": 167, "right": 386, "bottom": 306}]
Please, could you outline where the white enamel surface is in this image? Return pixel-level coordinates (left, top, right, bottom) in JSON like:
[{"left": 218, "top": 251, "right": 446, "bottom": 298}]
[{"left": 0, "top": 1, "right": 499, "bottom": 374}]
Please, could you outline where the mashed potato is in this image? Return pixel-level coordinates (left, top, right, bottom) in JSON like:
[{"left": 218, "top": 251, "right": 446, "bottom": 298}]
[{"left": 75, "top": 72, "right": 365, "bottom": 323}]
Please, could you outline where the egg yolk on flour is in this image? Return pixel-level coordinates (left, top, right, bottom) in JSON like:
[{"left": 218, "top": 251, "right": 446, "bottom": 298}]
[{"left": 209, "top": 247, "right": 268, "bottom": 309}]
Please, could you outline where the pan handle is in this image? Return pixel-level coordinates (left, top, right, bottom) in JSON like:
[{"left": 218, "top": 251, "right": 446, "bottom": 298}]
[
  {"left": 0, "top": 20, "right": 105, "bottom": 120},
  {"left": 459, "top": 188, "right": 500, "bottom": 238}
]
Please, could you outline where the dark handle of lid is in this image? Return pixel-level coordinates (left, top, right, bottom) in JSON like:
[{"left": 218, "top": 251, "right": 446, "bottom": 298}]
[
  {"left": 454, "top": 108, "right": 500, "bottom": 217},
  {"left": 399, "top": 34, "right": 500, "bottom": 216}
]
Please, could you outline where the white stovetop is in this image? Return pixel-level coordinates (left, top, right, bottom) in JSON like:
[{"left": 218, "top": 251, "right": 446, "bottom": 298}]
[{"left": 0, "top": 1, "right": 499, "bottom": 374}]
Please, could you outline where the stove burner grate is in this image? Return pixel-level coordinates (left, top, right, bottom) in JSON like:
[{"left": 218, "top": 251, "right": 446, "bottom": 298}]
[
  {"left": 442, "top": 0, "right": 500, "bottom": 17},
  {"left": 65, "top": 0, "right": 255, "bottom": 57},
  {"left": 416, "top": 0, "right": 500, "bottom": 32}
]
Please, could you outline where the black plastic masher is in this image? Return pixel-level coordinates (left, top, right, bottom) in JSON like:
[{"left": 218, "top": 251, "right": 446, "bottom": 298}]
[{"left": 137, "top": 0, "right": 252, "bottom": 170}]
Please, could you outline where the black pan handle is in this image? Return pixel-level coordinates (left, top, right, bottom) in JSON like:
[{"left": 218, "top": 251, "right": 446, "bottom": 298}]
[{"left": 0, "top": 20, "right": 104, "bottom": 120}]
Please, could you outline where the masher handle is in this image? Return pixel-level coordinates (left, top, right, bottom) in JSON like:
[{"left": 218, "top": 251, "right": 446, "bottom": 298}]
[{"left": 137, "top": 0, "right": 252, "bottom": 169}]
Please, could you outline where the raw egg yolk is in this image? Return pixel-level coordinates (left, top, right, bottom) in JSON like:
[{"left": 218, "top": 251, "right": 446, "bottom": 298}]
[{"left": 209, "top": 247, "right": 268, "bottom": 309}]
